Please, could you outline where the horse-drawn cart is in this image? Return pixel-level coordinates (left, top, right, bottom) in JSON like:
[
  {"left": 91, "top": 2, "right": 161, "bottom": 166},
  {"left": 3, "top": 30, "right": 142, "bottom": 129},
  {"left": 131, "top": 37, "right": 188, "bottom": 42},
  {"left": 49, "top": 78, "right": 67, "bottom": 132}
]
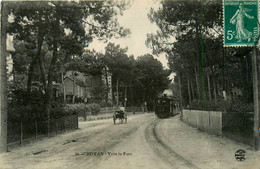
[{"left": 113, "top": 110, "right": 127, "bottom": 124}]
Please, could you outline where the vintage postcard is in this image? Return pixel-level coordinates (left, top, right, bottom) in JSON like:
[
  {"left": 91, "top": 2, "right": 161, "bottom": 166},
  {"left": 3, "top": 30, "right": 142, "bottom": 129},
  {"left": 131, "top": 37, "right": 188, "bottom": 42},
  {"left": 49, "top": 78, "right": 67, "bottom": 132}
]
[{"left": 0, "top": 0, "right": 260, "bottom": 168}]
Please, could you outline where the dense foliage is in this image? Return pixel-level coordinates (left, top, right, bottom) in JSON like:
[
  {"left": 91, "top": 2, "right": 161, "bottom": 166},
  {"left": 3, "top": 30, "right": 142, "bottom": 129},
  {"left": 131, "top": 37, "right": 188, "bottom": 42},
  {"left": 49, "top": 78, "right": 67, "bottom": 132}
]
[
  {"left": 147, "top": 0, "right": 254, "bottom": 112},
  {"left": 64, "top": 103, "right": 100, "bottom": 121},
  {"left": 67, "top": 43, "right": 170, "bottom": 109},
  {"left": 7, "top": 1, "right": 130, "bottom": 119},
  {"left": 7, "top": 1, "right": 171, "bottom": 120}
]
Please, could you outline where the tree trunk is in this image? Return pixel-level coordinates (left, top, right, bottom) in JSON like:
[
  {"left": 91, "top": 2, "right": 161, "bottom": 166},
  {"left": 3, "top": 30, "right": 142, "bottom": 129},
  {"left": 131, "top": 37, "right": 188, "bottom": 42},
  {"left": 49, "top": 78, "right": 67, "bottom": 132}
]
[
  {"left": 45, "top": 7, "right": 60, "bottom": 128},
  {"left": 56, "top": 121, "right": 58, "bottom": 135},
  {"left": 37, "top": 41, "right": 46, "bottom": 93},
  {"left": 27, "top": 18, "right": 45, "bottom": 95},
  {"left": 124, "top": 83, "right": 127, "bottom": 108},
  {"left": 45, "top": 35, "right": 58, "bottom": 137},
  {"left": 72, "top": 71, "right": 75, "bottom": 104},
  {"left": 35, "top": 120, "right": 38, "bottom": 140},
  {"left": 36, "top": 12, "right": 46, "bottom": 93},
  {"left": 187, "top": 76, "right": 192, "bottom": 106},
  {"left": 38, "top": 57, "right": 46, "bottom": 92},
  {"left": 190, "top": 79, "right": 195, "bottom": 101},
  {"left": 0, "top": 2, "right": 8, "bottom": 152},
  {"left": 194, "top": 67, "right": 201, "bottom": 101},
  {"left": 213, "top": 75, "right": 217, "bottom": 103},
  {"left": 130, "top": 83, "right": 134, "bottom": 106},
  {"left": 20, "top": 120, "right": 23, "bottom": 145},
  {"left": 104, "top": 67, "right": 109, "bottom": 103},
  {"left": 143, "top": 91, "right": 146, "bottom": 112},
  {"left": 27, "top": 56, "right": 38, "bottom": 95},
  {"left": 61, "top": 73, "right": 66, "bottom": 104},
  {"left": 193, "top": 24, "right": 203, "bottom": 102},
  {"left": 225, "top": 80, "right": 228, "bottom": 99},
  {"left": 207, "top": 72, "right": 211, "bottom": 101},
  {"left": 216, "top": 82, "right": 220, "bottom": 100},
  {"left": 178, "top": 76, "right": 183, "bottom": 120},
  {"left": 222, "top": 46, "right": 225, "bottom": 99},
  {"left": 116, "top": 78, "right": 119, "bottom": 106},
  {"left": 202, "top": 72, "right": 206, "bottom": 105}
]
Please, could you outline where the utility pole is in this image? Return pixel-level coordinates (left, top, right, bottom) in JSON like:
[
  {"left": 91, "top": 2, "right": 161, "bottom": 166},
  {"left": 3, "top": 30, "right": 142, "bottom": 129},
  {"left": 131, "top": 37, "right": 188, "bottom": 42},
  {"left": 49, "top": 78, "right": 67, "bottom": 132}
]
[
  {"left": 252, "top": 46, "right": 260, "bottom": 151},
  {"left": 0, "top": 1, "right": 8, "bottom": 152}
]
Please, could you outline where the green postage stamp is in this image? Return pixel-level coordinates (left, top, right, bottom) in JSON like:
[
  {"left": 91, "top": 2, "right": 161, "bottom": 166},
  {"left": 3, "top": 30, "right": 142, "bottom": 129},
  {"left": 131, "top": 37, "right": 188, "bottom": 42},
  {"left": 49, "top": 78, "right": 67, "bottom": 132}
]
[{"left": 224, "top": 0, "right": 259, "bottom": 47}]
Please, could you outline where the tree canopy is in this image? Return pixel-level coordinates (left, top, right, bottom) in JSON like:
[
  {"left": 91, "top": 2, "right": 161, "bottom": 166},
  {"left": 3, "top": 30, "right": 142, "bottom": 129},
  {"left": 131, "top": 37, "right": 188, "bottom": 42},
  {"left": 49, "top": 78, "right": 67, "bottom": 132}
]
[
  {"left": 133, "top": 54, "right": 170, "bottom": 105},
  {"left": 147, "top": 0, "right": 254, "bottom": 109},
  {"left": 7, "top": 1, "right": 131, "bottom": 118}
]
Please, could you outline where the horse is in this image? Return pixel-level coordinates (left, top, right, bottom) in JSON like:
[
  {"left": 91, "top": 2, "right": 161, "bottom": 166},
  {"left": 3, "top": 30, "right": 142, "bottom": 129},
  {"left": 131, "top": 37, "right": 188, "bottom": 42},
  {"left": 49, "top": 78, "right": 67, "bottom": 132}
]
[{"left": 113, "top": 110, "right": 127, "bottom": 124}]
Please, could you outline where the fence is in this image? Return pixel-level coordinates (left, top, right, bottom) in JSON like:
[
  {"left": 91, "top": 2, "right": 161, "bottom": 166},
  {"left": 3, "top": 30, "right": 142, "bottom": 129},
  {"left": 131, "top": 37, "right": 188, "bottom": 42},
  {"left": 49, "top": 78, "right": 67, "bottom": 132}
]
[
  {"left": 7, "top": 115, "right": 78, "bottom": 146},
  {"left": 79, "top": 106, "right": 143, "bottom": 121},
  {"left": 222, "top": 112, "right": 254, "bottom": 145},
  {"left": 182, "top": 109, "right": 256, "bottom": 146},
  {"left": 99, "top": 107, "right": 115, "bottom": 114},
  {"left": 125, "top": 107, "right": 142, "bottom": 113},
  {"left": 99, "top": 106, "right": 142, "bottom": 114},
  {"left": 182, "top": 109, "right": 222, "bottom": 136}
]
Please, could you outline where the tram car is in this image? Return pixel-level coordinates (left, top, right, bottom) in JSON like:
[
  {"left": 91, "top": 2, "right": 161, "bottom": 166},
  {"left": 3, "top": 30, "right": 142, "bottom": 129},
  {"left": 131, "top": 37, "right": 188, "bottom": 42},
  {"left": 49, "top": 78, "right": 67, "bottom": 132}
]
[{"left": 155, "top": 96, "right": 178, "bottom": 118}]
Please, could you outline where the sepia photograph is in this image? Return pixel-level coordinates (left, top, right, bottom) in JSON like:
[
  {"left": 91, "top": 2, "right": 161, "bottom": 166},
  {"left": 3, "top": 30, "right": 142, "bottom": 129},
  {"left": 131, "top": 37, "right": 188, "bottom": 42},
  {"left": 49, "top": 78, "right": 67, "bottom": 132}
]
[{"left": 0, "top": 0, "right": 260, "bottom": 168}]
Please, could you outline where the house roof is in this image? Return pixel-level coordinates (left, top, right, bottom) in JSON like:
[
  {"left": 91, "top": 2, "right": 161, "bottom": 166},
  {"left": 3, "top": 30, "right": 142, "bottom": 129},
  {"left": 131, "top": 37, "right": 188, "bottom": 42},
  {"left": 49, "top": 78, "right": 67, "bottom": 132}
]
[{"left": 64, "top": 76, "right": 87, "bottom": 87}]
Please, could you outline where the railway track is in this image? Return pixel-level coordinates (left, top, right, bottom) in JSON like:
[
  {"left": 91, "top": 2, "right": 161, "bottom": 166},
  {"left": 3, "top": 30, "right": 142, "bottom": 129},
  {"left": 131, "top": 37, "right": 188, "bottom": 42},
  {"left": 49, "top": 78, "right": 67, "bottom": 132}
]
[{"left": 144, "top": 118, "right": 200, "bottom": 169}]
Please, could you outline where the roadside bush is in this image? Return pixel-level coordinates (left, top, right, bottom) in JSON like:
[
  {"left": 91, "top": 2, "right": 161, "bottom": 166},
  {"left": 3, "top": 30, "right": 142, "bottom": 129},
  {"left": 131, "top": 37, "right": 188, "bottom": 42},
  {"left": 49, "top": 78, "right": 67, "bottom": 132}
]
[
  {"left": 51, "top": 106, "right": 66, "bottom": 119},
  {"left": 190, "top": 98, "right": 253, "bottom": 113},
  {"left": 64, "top": 104, "right": 89, "bottom": 116},
  {"left": 8, "top": 104, "right": 46, "bottom": 121},
  {"left": 225, "top": 99, "right": 253, "bottom": 113},
  {"left": 8, "top": 89, "right": 47, "bottom": 121},
  {"left": 88, "top": 103, "right": 100, "bottom": 116},
  {"left": 8, "top": 105, "right": 29, "bottom": 121},
  {"left": 99, "top": 101, "right": 113, "bottom": 108},
  {"left": 64, "top": 103, "right": 101, "bottom": 120},
  {"left": 61, "top": 103, "right": 101, "bottom": 121},
  {"left": 8, "top": 104, "right": 69, "bottom": 122}
]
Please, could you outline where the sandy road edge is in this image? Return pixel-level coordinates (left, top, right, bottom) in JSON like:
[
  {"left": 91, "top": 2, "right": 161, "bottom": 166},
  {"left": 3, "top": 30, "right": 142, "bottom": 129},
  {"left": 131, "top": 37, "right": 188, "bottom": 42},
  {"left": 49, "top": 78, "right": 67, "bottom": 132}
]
[{"left": 144, "top": 118, "right": 200, "bottom": 169}]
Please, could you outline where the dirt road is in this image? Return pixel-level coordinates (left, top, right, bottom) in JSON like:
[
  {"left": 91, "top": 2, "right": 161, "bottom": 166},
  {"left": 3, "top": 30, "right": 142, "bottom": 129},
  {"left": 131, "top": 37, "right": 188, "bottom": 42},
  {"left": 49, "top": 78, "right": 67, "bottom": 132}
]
[{"left": 0, "top": 113, "right": 259, "bottom": 169}]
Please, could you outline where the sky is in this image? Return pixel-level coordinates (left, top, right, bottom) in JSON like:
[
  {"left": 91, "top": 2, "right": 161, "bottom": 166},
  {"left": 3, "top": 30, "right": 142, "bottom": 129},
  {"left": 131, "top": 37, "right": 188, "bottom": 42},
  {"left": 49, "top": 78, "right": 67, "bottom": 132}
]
[
  {"left": 5, "top": 0, "right": 175, "bottom": 82},
  {"left": 6, "top": 0, "right": 169, "bottom": 68},
  {"left": 6, "top": 0, "right": 172, "bottom": 73},
  {"left": 88, "top": 0, "right": 169, "bottom": 68}
]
